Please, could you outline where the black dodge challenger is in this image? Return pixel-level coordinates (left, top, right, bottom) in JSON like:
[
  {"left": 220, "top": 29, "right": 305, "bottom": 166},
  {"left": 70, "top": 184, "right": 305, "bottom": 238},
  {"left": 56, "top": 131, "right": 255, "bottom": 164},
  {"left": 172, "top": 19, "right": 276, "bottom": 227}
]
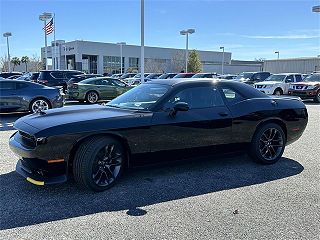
[{"left": 9, "top": 79, "right": 308, "bottom": 191}]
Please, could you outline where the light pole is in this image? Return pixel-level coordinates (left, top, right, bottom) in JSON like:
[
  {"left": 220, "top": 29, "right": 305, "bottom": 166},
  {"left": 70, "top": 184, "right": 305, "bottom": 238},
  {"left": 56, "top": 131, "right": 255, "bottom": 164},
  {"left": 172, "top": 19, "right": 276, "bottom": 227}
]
[
  {"left": 220, "top": 46, "right": 225, "bottom": 75},
  {"left": 117, "top": 42, "right": 126, "bottom": 74},
  {"left": 3, "top": 32, "right": 12, "bottom": 72},
  {"left": 312, "top": 5, "right": 320, "bottom": 12},
  {"left": 180, "top": 28, "right": 195, "bottom": 72},
  {"left": 275, "top": 51, "right": 280, "bottom": 59},
  {"left": 39, "top": 12, "right": 52, "bottom": 70},
  {"left": 64, "top": 45, "right": 67, "bottom": 70},
  {"left": 141, "top": 0, "right": 145, "bottom": 83}
]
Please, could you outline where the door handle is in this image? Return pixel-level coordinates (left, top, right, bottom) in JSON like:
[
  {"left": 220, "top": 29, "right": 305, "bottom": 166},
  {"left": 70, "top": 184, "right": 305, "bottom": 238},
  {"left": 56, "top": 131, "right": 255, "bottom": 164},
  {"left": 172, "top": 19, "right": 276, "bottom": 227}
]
[{"left": 218, "top": 111, "right": 229, "bottom": 117}]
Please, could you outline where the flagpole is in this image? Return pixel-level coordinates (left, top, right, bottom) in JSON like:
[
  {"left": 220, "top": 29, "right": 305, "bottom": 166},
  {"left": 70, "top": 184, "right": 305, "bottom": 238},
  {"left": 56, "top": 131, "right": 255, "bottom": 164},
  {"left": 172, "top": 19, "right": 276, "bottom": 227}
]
[
  {"left": 44, "top": 19, "right": 48, "bottom": 70},
  {"left": 53, "top": 13, "right": 56, "bottom": 69}
]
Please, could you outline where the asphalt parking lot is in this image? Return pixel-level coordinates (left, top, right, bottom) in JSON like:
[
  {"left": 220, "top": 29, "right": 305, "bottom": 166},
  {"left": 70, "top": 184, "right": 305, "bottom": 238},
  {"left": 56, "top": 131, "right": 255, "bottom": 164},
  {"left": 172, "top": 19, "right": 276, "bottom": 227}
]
[{"left": 0, "top": 101, "right": 319, "bottom": 240}]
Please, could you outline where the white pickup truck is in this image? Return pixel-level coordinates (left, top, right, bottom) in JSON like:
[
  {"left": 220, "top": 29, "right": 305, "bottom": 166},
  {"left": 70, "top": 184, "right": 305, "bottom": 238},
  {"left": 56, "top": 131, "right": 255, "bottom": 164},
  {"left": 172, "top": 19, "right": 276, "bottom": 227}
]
[{"left": 254, "top": 73, "right": 303, "bottom": 95}]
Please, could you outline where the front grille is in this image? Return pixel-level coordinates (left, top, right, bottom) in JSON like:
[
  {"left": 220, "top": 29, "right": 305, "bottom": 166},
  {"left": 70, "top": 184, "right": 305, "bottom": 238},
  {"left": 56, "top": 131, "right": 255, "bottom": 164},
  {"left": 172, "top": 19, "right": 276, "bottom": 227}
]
[
  {"left": 19, "top": 131, "right": 36, "bottom": 148},
  {"left": 292, "top": 91, "right": 307, "bottom": 95},
  {"left": 292, "top": 85, "right": 307, "bottom": 90}
]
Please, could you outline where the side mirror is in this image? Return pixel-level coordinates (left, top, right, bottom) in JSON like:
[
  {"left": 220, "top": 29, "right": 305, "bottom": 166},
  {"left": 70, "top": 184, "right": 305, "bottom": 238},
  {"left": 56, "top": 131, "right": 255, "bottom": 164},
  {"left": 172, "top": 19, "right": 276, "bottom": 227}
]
[{"left": 169, "top": 102, "right": 189, "bottom": 117}]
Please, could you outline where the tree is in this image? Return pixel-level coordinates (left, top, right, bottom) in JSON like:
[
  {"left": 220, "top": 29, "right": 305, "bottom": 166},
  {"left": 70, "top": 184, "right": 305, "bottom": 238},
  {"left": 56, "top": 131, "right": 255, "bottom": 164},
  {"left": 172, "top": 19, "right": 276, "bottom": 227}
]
[
  {"left": 11, "top": 57, "right": 20, "bottom": 71},
  {"left": 21, "top": 56, "right": 30, "bottom": 72},
  {"left": 171, "top": 50, "right": 185, "bottom": 72},
  {"left": 188, "top": 50, "right": 202, "bottom": 73},
  {"left": 0, "top": 55, "right": 9, "bottom": 72},
  {"left": 29, "top": 54, "right": 43, "bottom": 71}
]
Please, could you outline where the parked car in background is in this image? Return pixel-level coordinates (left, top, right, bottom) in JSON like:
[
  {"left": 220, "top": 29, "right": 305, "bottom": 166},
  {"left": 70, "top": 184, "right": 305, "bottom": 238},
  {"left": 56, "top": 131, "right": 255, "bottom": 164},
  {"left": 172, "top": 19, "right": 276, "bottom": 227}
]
[
  {"left": 0, "top": 80, "right": 63, "bottom": 113},
  {"left": 235, "top": 72, "right": 271, "bottom": 85},
  {"left": 37, "top": 70, "right": 84, "bottom": 92},
  {"left": 9, "top": 79, "right": 308, "bottom": 191},
  {"left": 119, "top": 73, "right": 137, "bottom": 80},
  {"left": 218, "top": 74, "right": 237, "bottom": 80},
  {"left": 254, "top": 73, "right": 303, "bottom": 95},
  {"left": 144, "top": 73, "right": 162, "bottom": 82},
  {"left": 111, "top": 73, "right": 123, "bottom": 79},
  {"left": 15, "top": 72, "right": 40, "bottom": 81},
  {"left": 67, "top": 74, "right": 103, "bottom": 87},
  {"left": 0, "top": 72, "right": 22, "bottom": 79},
  {"left": 158, "top": 73, "right": 177, "bottom": 79},
  {"left": 173, "top": 73, "right": 195, "bottom": 78},
  {"left": 192, "top": 73, "right": 218, "bottom": 78},
  {"left": 288, "top": 73, "right": 320, "bottom": 102},
  {"left": 125, "top": 73, "right": 150, "bottom": 85},
  {"left": 67, "top": 77, "right": 132, "bottom": 103}
]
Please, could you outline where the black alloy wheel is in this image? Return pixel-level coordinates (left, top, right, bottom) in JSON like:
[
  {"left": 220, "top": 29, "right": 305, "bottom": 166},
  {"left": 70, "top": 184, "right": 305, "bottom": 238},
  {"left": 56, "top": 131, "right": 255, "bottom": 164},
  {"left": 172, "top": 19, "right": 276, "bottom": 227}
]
[
  {"left": 73, "top": 136, "right": 126, "bottom": 191},
  {"left": 249, "top": 123, "right": 286, "bottom": 164}
]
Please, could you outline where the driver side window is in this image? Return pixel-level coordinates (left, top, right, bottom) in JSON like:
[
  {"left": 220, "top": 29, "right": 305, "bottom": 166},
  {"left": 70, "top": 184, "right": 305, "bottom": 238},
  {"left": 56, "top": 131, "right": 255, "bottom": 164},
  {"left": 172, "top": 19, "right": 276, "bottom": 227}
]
[
  {"left": 285, "top": 75, "right": 294, "bottom": 83},
  {"left": 164, "top": 86, "right": 224, "bottom": 110}
]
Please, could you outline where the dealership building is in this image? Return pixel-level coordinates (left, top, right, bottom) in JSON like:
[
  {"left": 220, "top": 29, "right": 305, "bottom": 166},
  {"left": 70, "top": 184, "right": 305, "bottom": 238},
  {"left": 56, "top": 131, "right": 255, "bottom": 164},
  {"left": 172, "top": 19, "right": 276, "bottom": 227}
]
[{"left": 41, "top": 40, "right": 262, "bottom": 74}]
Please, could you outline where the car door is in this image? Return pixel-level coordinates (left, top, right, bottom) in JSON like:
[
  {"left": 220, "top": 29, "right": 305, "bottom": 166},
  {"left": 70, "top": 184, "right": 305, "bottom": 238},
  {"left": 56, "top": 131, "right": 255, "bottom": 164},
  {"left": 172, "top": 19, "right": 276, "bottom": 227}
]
[
  {"left": 98, "top": 79, "right": 116, "bottom": 100},
  {"left": 284, "top": 75, "right": 295, "bottom": 93},
  {"left": 0, "top": 81, "right": 21, "bottom": 111},
  {"left": 150, "top": 85, "right": 233, "bottom": 152}
]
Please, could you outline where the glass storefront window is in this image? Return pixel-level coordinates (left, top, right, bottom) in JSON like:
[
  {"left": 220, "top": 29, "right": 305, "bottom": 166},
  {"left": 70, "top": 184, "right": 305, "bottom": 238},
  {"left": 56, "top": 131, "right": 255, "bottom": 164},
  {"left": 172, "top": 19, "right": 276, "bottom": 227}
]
[{"left": 103, "top": 56, "right": 124, "bottom": 74}]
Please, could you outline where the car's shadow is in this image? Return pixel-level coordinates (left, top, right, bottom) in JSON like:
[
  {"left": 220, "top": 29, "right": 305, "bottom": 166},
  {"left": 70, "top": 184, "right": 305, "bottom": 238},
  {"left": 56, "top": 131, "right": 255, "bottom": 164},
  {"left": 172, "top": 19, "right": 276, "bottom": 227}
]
[
  {"left": 0, "top": 112, "right": 26, "bottom": 131},
  {"left": 0, "top": 155, "right": 303, "bottom": 230}
]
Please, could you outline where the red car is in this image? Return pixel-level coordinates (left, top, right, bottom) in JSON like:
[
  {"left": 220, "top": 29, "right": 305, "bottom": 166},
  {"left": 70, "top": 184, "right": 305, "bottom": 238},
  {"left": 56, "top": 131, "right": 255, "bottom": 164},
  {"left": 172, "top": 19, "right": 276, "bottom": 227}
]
[{"left": 288, "top": 74, "right": 320, "bottom": 103}]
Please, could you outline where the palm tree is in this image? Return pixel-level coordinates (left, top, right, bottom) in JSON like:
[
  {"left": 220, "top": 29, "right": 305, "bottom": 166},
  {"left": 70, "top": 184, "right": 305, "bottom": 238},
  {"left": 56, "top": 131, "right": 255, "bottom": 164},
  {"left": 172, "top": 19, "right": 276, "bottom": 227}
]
[
  {"left": 11, "top": 57, "right": 20, "bottom": 71},
  {"left": 21, "top": 56, "right": 30, "bottom": 72}
]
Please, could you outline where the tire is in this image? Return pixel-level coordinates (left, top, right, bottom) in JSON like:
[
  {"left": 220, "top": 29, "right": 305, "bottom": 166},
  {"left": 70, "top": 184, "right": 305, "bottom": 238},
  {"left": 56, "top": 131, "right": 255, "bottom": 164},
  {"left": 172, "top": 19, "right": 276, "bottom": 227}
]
[
  {"left": 273, "top": 88, "right": 283, "bottom": 96},
  {"left": 73, "top": 136, "right": 126, "bottom": 191},
  {"left": 85, "top": 91, "right": 99, "bottom": 104},
  {"left": 314, "top": 90, "right": 320, "bottom": 103},
  {"left": 249, "top": 123, "right": 286, "bottom": 164},
  {"left": 29, "top": 98, "right": 51, "bottom": 113}
]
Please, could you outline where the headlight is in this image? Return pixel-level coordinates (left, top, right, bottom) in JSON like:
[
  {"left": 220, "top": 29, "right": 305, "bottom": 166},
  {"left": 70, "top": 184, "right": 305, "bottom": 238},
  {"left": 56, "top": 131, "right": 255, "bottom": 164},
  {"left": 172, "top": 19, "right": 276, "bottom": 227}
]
[{"left": 307, "top": 85, "right": 317, "bottom": 90}]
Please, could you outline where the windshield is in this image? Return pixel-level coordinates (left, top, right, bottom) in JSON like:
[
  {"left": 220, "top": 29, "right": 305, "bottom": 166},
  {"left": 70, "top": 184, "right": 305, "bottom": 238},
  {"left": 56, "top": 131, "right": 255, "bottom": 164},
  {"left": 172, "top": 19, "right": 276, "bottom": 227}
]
[
  {"left": 264, "top": 75, "right": 286, "bottom": 82},
  {"left": 236, "top": 72, "right": 254, "bottom": 80},
  {"left": 107, "top": 83, "right": 170, "bottom": 110},
  {"left": 303, "top": 74, "right": 320, "bottom": 82}
]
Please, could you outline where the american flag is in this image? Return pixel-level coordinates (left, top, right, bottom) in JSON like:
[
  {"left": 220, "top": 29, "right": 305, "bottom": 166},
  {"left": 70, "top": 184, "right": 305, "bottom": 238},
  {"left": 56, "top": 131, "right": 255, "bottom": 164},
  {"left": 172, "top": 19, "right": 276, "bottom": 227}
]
[{"left": 43, "top": 18, "right": 54, "bottom": 35}]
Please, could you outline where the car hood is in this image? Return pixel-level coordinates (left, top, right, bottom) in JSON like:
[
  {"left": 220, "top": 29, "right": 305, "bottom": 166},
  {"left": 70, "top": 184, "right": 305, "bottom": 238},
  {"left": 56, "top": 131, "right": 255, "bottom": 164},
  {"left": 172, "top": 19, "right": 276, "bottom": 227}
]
[
  {"left": 14, "top": 105, "right": 146, "bottom": 136},
  {"left": 290, "top": 81, "right": 320, "bottom": 86},
  {"left": 255, "top": 81, "right": 282, "bottom": 85}
]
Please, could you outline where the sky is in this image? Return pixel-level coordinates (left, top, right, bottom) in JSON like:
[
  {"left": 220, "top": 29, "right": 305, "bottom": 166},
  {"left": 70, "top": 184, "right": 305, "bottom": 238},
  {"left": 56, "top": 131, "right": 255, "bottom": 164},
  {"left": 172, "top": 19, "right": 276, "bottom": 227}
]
[{"left": 0, "top": 0, "right": 319, "bottom": 61}]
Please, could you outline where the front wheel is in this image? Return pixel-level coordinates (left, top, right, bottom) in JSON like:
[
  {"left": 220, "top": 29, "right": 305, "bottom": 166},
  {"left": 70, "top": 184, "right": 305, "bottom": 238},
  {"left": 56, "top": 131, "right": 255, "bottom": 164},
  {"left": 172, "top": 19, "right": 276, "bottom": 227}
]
[
  {"left": 273, "top": 89, "right": 283, "bottom": 96},
  {"left": 73, "top": 136, "right": 126, "bottom": 191},
  {"left": 314, "top": 90, "right": 320, "bottom": 103},
  {"left": 249, "top": 123, "right": 286, "bottom": 164}
]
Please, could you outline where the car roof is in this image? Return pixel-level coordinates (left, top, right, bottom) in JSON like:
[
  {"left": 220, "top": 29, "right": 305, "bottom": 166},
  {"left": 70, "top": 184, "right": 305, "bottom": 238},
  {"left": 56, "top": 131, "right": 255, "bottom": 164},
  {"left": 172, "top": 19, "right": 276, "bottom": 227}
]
[
  {"left": 273, "top": 73, "right": 302, "bottom": 75},
  {"left": 148, "top": 78, "right": 225, "bottom": 86}
]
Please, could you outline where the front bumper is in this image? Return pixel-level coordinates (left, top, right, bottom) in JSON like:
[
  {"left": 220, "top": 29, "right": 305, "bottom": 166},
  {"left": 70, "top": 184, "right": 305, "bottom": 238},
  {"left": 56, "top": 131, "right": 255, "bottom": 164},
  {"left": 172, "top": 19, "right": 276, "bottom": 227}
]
[
  {"left": 10, "top": 132, "right": 68, "bottom": 185},
  {"left": 16, "top": 159, "right": 67, "bottom": 185},
  {"left": 257, "top": 88, "right": 274, "bottom": 95},
  {"left": 288, "top": 90, "right": 318, "bottom": 99}
]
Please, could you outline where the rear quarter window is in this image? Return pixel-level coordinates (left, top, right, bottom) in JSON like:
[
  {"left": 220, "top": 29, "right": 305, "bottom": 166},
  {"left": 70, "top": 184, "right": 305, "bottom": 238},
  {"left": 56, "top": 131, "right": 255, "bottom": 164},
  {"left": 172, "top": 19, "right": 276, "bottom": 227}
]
[{"left": 221, "top": 87, "right": 245, "bottom": 105}]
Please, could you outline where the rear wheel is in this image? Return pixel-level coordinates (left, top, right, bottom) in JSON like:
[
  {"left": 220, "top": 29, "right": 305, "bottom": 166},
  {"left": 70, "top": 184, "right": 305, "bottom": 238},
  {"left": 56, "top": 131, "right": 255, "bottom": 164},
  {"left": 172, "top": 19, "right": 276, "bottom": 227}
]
[
  {"left": 73, "top": 136, "right": 126, "bottom": 191},
  {"left": 249, "top": 123, "right": 286, "bottom": 164},
  {"left": 29, "top": 98, "right": 51, "bottom": 113},
  {"left": 86, "top": 91, "right": 99, "bottom": 104},
  {"left": 314, "top": 90, "right": 320, "bottom": 103},
  {"left": 273, "top": 88, "right": 283, "bottom": 96}
]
